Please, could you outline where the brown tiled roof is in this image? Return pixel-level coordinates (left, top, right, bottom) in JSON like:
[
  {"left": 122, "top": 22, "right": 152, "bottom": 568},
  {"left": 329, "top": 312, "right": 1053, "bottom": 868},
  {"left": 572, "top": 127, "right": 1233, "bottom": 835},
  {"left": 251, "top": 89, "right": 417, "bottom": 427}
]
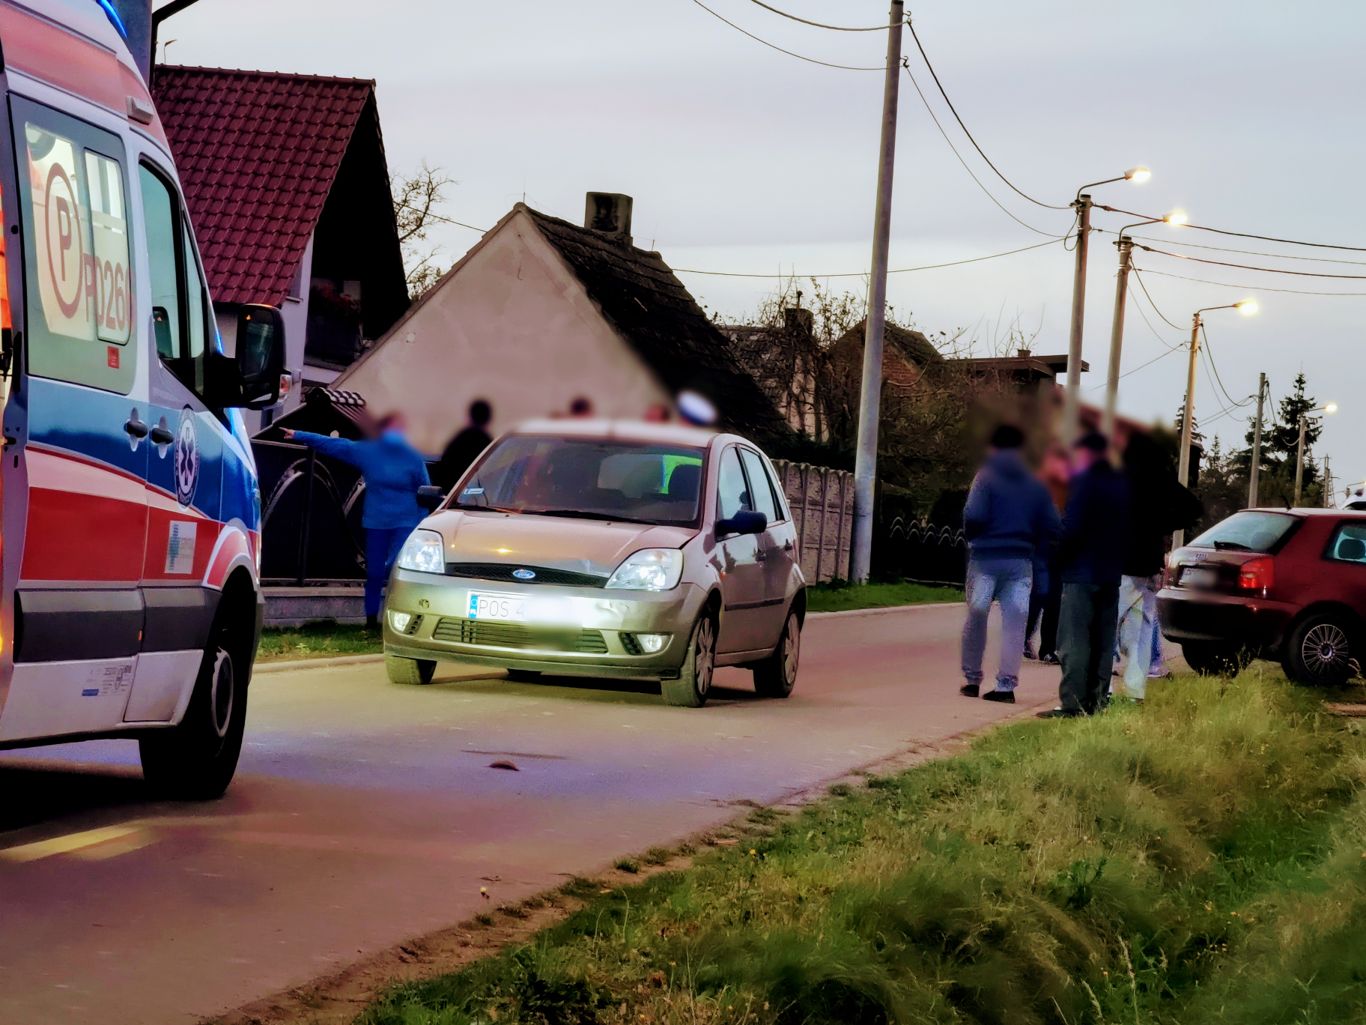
[
  {"left": 522, "top": 206, "right": 790, "bottom": 444},
  {"left": 152, "top": 66, "right": 376, "bottom": 305},
  {"left": 831, "top": 320, "right": 942, "bottom": 391}
]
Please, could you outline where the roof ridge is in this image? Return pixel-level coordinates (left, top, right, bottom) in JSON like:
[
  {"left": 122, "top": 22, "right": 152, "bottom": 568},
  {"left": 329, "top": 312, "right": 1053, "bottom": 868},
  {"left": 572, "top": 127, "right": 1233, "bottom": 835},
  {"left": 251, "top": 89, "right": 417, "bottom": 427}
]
[{"left": 154, "top": 64, "right": 377, "bottom": 88}]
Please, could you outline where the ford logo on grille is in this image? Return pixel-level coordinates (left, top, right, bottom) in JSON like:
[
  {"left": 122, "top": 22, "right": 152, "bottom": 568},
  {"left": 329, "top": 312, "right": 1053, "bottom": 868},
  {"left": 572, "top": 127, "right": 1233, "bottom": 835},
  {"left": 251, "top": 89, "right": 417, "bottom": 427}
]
[{"left": 512, "top": 568, "right": 537, "bottom": 580}]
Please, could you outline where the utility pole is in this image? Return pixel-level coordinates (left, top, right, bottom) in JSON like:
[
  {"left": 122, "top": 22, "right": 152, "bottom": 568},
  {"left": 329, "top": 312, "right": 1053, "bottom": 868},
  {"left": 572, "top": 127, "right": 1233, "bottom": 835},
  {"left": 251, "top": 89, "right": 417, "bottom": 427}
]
[
  {"left": 1174, "top": 312, "right": 1202, "bottom": 549},
  {"left": 849, "top": 0, "right": 904, "bottom": 584},
  {"left": 1102, "top": 236, "right": 1134, "bottom": 442},
  {"left": 1294, "top": 414, "right": 1309, "bottom": 507},
  {"left": 1248, "top": 372, "right": 1266, "bottom": 508},
  {"left": 1323, "top": 456, "right": 1333, "bottom": 508},
  {"left": 1061, "top": 195, "right": 1093, "bottom": 444}
]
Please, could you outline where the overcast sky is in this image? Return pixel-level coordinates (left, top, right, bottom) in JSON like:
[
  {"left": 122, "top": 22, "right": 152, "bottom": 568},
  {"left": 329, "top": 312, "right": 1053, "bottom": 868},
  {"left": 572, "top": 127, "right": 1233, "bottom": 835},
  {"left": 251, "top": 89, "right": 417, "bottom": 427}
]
[{"left": 163, "top": 0, "right": 1366, "bottom": 492}]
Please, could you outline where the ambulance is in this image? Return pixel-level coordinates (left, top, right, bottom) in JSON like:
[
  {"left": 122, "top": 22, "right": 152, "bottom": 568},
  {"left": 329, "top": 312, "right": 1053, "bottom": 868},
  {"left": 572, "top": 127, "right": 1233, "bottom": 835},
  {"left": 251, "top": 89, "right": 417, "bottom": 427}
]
[{"left": 0, "top": 0, "right": 287, "bottom": 797}]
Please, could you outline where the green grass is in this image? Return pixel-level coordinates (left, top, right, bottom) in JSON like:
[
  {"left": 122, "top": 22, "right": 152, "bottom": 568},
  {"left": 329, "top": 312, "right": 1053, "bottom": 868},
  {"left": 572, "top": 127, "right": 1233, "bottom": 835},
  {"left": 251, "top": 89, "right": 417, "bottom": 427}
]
[
  {"left": 805, "top": 579, "right": 963, "bottom": 613},
  {"left": 256, "top": 621, "right": 379, "bottom": 663},
  {"left": 357, "top": 672, "right": 1366, "bottom": 1025}
]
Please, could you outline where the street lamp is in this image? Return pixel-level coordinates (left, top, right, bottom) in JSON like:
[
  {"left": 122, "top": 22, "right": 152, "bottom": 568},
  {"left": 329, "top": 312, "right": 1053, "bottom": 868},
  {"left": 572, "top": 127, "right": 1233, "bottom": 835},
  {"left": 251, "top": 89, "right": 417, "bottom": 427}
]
[
  {"left": 1174, "top": 298, "right": 1259, "bottom": 548},
  {"left": 1102, "top": 209, "right": 1187, "bottom": 440},
  {"left": 1294, "top": 402, "right": 1338, "bottom": 507},
  {"left": 1061, "top": 167, "right": 1152, "bottom": 444}
]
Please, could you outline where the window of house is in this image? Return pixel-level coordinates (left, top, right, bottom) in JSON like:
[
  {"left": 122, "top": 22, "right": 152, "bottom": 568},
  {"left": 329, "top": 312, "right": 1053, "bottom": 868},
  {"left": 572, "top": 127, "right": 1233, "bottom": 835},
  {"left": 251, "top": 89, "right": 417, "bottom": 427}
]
[{"left": 14, "top": 99, "right": 134, "bottom": 392}]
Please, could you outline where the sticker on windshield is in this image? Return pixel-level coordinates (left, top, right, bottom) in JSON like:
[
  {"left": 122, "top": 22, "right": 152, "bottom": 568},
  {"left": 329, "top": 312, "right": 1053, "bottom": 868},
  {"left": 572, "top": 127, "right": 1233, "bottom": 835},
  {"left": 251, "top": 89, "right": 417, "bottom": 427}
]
[{"left": 462, "top": 487, "right": 485, "bottom": 496}]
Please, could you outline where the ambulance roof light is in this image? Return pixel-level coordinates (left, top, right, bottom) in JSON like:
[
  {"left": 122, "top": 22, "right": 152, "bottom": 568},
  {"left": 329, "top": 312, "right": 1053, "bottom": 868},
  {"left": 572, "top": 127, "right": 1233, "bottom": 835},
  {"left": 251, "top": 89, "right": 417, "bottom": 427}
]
[{"left": 95, "top": 0, "right": 130, "bottom": 40}]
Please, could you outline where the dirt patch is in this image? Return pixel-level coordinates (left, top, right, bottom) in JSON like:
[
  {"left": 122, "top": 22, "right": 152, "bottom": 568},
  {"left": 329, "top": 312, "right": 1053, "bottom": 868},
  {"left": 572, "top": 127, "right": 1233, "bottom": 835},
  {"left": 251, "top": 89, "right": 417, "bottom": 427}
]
[{"left": 203, "top": 720, "right": 999, "bottom": 1025}]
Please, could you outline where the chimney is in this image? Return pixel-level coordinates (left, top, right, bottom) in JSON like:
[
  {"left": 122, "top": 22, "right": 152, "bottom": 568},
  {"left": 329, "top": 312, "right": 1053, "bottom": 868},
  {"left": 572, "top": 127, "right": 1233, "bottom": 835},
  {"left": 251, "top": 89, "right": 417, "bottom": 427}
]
[
  {"left": 783, "top": 307, "right": 814, "bottom": 337},
  {"left": 1016, "top": 348, "right": 1032, "bottom": 358},
  {"left": 585, "top": 192, "right": 633, "bottom": 245}
]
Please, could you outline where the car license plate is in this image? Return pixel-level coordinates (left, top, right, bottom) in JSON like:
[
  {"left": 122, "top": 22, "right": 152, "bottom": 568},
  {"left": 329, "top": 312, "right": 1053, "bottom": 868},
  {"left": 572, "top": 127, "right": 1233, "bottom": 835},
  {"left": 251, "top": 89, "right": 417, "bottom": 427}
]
[
  {"left": 1181, "top": 567, "right": 1219, "bottom": 589},
  {"left": 467, "top": 592, "right": 528, "bottom": 622}
]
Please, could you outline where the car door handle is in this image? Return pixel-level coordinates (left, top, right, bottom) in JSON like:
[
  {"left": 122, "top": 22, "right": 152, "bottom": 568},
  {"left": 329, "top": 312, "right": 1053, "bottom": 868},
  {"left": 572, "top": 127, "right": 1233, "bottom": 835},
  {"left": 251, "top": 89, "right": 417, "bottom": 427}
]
[
  {"left": 783, "top": 539, "right": 794, "bottom": 552},
  {"left": 124, "top": 417, "right": 149, "bottom": 440},
  {"left": 755, "top": 548, "right": 768, "bottom": 562},
  {"left": 149, "top": 425, "right": 175, "bottom": 446}
]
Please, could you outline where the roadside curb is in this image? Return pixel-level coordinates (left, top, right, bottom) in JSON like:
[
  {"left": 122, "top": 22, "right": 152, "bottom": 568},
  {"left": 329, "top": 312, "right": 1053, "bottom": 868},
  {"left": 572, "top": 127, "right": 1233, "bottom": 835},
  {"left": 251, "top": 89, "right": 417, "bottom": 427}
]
[
  {"left": 808, "top": 600, "right": 963, "bottom": 619},
  {"left": 254, "top": 602, "right": 967, "bottom": 674}
]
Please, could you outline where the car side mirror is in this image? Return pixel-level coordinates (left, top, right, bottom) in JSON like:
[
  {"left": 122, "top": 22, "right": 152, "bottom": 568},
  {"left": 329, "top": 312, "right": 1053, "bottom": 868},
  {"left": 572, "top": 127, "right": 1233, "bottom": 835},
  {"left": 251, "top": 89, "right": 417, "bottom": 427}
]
[
  {"left": 717, "top": 509, "right": 766, "bottom": 538},
  {"left": 231, "top": 304, "right": 288, "bottom": 410},
  {"left": 417, "top": 485, "right": 446, "bottom": 512}
]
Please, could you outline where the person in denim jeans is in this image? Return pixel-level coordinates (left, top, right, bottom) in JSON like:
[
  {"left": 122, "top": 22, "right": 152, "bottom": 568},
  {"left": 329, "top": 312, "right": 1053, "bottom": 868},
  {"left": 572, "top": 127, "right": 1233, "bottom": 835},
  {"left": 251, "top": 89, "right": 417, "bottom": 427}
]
[{"left": 960, "top": 425, "right": 1060, "bottom": 704}]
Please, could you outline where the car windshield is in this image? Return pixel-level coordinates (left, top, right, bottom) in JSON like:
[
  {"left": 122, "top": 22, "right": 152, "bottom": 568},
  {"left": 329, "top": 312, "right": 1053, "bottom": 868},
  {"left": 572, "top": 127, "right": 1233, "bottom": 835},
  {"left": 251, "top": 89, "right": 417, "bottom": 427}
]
[
  {"left": 451, "top": 435, "right": 706, "bottom": 526},
  {"left": 1188, "top": 510, "right": 1296, "bottom": 553}
]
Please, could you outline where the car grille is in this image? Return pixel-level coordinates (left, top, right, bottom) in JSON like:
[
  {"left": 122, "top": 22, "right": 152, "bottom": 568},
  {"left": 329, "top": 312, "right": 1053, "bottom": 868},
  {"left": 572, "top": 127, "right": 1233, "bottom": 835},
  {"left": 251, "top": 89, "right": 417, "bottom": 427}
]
[
  {"left": 432, "top": 618, "right": 609, "bottom": 654},
  {"left": 445, "top": 562, "right": 606, "bottom": 587}
]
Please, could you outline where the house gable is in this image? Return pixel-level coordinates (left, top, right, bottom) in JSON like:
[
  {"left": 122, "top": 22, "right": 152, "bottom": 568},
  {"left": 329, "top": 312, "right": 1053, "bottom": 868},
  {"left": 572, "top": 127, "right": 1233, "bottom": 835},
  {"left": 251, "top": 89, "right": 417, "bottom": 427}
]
[{"left": 334, "top": 208, "right": 672, "bottom": 454}]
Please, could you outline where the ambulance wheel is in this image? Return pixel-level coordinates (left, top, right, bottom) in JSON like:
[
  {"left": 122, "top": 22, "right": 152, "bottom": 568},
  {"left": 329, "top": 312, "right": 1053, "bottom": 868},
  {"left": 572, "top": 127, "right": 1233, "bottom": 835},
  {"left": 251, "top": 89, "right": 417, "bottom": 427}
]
[{"left": 140, "top": 616, "right": 249, "bottom": 801}]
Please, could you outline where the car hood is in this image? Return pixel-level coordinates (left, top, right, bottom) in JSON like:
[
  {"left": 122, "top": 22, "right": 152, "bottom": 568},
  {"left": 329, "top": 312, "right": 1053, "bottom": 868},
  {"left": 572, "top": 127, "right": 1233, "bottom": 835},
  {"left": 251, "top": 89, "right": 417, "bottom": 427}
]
[{"left": 423, "top": 510, "right": 697, "bottom": 579}]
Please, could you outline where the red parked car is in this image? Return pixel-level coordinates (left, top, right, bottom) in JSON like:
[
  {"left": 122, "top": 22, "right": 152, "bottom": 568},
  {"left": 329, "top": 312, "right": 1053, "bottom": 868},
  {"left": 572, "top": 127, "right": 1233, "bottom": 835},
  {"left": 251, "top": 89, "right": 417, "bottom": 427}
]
[{"left": 1158, "top": 509, "right": 1366, "bottom": 684}]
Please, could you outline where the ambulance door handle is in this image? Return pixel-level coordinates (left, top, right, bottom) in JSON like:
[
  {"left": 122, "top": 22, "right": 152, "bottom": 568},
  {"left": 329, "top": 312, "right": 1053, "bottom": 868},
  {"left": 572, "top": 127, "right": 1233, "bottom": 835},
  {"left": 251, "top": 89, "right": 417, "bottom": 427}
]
[
  {"left": 123, "top": 416, "right": 149, "bottom": 440},
  {"left": 149, "top": 424, "right": 175, "bottom": 446}
]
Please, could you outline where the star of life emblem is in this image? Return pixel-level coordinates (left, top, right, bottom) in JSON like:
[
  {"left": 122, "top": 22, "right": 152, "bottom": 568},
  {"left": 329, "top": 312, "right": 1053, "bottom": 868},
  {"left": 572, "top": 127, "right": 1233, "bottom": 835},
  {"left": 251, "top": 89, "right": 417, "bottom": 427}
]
[{"left": 174, "top": 408, "right": 199, "bottom": 507}]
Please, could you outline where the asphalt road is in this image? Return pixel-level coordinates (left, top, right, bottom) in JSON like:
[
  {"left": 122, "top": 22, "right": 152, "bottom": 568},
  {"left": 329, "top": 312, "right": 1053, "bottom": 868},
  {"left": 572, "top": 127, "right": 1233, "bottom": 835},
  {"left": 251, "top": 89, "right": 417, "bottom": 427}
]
[{"left": 0, "top": 604, "right": 1063, "bottom": 1025}]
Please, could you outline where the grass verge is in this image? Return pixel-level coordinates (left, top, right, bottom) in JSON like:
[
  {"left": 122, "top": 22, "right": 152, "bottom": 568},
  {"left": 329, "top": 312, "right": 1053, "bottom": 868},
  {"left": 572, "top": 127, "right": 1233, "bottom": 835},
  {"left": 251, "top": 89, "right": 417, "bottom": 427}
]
[
  {"left": 359, "top": 673, "right": 1365, "bottom": 1025},
  {"left": 805, "top": 579, "right": 962, "bottom": 613},
  {"left": 257, "top": 622, "right": 378, "bottom": 663}
]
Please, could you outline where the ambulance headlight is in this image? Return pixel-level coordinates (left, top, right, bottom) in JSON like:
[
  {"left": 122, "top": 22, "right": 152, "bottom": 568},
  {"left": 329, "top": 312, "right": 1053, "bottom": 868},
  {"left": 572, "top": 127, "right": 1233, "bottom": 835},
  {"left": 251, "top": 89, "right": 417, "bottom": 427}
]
[
  {"left": 396, "top": 530, "right": 445, "bottom": 574},
  {"left": 606, "top": 549, "right": 683, "bottom": 591}
]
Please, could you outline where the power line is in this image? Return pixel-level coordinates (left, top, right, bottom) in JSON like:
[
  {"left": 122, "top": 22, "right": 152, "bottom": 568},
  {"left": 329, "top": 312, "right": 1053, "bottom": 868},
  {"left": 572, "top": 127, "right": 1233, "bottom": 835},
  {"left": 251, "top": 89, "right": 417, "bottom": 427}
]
[
  {"left": 905, "top": 21, "right": 1069, "bottom": 211},
  {"left": 687, "top": 0, "right": 883, "bottom": 70},
  {"left": 673, "top": 235, "right": 1069, "bottom": 278},
  {"left": 1127, "top": 232, "right": 1366, "bottom": 268},
  {"left": 1130, "top": 266, "right": 1186, "bottom": 331},
  {"left": 1086, "top": 344, "right": 1180, "bottom": 391},
  {"left": 1134, "top": 242, "right": 1366, "bottom": 281},
  {"left": 401, "top": 203, "right": 489, "bottom": 233},
  {"left": 1200, "top": 323, "right": 1254, "bottom": 411},
  {"left": 1134, "top": 265, "right": 1366, "bottom": 298},
  {"left": 902, "top": 63, "right": 1063, "bottom": 237},
  {"left": 1127, "top": 280, "right": 1184, "bottom": 350},
  {"left": 745, "top": 0, "right": 887, "bottom": 32},
  {"left": 1099, "top": 204, "right": 1366, "bottom": 254}
]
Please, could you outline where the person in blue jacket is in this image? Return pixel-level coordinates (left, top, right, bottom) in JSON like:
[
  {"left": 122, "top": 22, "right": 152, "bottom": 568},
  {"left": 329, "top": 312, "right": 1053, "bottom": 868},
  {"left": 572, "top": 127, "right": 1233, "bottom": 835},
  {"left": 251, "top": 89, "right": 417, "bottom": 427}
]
[
  {"left": 960, "top": 425, "right": 1060, "bottom": 704},
  {"left": 284, "top": 415, "right": 431, "bottom": 631}
]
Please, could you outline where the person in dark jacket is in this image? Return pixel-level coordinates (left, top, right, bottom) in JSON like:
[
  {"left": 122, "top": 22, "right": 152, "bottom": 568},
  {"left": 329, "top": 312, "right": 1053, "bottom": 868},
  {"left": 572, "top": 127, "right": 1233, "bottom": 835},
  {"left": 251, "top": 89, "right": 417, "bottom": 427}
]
[
  {"left": 1041, "top": 431, "right": 1131, "bottom": 718},
  {"left": 284, "top": 415, "right": 430, "bottom": 631},
  {"left": 1114, "top": 433, "right": 1202, "bottom": 699},
  {"left": 960, "top": 425, "right": 1060, "bottom": 704},
  {"left": 435, "top": 399, "right": 493, "bottom": 491}
]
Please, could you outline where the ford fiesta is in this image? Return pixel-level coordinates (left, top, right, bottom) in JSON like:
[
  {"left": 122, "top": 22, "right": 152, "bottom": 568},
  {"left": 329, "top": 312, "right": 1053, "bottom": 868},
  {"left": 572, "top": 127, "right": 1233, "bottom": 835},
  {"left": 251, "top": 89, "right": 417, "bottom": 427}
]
[{"left": 382, "top": 421, "right": 806, "bottom": 706}]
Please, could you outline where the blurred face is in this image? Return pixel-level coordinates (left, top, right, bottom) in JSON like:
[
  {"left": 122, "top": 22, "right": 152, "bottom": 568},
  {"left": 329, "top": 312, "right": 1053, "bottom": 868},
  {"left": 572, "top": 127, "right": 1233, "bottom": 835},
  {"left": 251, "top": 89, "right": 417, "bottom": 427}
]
[{"left": 1072, "top": 446, "right": 1102, "bottom": 474}]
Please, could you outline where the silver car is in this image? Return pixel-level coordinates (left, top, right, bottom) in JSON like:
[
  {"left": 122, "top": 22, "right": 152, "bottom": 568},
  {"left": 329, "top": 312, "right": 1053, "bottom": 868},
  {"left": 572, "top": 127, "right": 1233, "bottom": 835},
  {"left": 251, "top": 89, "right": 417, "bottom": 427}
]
[{"left": 382, "top": 420, "right": 806, "bottom": 706}]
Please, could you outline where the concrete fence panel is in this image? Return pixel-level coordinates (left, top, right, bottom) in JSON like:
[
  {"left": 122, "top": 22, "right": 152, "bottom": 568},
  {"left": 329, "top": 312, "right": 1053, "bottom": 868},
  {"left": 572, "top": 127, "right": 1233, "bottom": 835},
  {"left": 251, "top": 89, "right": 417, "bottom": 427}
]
[{"left": 771, "top": 460, "right": 853, "bottom": 583}]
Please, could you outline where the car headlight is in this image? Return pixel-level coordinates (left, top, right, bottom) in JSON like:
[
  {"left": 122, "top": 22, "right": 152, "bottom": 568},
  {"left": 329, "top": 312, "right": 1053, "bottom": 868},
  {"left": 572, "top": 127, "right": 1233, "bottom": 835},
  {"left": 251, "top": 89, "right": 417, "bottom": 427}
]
[
  {"left": 396, "top": 529, "right": 445, "bottom": 574},
  {"left": 606, "top": 549, "right": 683, "bottom": 591}
]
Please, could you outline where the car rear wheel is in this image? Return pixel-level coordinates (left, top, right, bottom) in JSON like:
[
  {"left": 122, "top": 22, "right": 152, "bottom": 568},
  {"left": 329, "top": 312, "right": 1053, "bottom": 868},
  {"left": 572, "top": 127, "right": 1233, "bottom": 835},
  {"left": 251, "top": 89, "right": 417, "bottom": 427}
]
[
  {"left": 1283, "top": 613, "right": 1358, "bottom": 686},
  {"left": 753, "top": 609, "right": 800, "bottom": 698},
  {"left": 1181, "top": 641, "right": 1251, "bottom": 677},
  {"left": 661, "top": 613, "right": 716, "bottom": 708},
  {"left": 386, "top": 653, "right": 437, "bottom": 685},
  {"left": 140, "top": 616, "right": 248, "bottom": 800}
]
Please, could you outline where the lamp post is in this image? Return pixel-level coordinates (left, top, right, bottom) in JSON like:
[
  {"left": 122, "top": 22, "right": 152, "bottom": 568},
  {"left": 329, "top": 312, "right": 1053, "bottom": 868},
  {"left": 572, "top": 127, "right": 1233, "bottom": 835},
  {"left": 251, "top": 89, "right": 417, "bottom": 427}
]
[
  {"left": 1174, "top": 298, "right": 1259, "bottom": 548},
  {"left": 1294, "top": 402, "right": 1338, "bottom": 507},
  {"left": 1103, "top": 209, "right": 1186, "bottom": 441},
  {"left": 1061, "top": 166, "right": 1151, "bottom": 444}
]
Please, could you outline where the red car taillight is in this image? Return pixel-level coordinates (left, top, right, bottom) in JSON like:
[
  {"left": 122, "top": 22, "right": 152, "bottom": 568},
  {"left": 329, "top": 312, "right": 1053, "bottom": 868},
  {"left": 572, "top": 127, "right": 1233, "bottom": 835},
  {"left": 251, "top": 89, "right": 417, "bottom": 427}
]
[{"left": 1238, "top": 557, "right": 1274, "bottom": 594}]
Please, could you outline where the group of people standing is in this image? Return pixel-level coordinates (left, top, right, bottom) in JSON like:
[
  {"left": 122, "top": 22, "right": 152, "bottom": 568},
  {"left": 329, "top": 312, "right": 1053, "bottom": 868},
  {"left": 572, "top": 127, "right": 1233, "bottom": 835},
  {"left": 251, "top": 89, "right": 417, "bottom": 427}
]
[{"left": 960, "top": 424, "right": 1200, "bottom": 717}]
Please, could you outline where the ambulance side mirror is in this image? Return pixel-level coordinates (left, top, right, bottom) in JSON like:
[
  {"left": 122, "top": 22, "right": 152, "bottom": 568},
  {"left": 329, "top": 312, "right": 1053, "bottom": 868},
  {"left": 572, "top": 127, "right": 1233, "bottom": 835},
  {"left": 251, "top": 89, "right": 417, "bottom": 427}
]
[{"left": 232, "top": 305, "right": 287, "bottom": 410}]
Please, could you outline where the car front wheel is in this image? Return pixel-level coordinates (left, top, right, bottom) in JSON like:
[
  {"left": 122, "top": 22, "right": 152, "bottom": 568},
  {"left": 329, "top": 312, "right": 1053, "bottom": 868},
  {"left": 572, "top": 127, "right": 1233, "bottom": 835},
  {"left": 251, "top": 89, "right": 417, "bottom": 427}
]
[
  {"left": 386, "top": 653, "right": 437, "bottom": 685},
  {"left": 661, "top": 613, "right": 716, "bottom": 708},
  {"left": 753, "top": 609, "right": 800, "bottom": 698},
  {"left": 1283, "top": 613, "right": 1358, "bottom": 686}
]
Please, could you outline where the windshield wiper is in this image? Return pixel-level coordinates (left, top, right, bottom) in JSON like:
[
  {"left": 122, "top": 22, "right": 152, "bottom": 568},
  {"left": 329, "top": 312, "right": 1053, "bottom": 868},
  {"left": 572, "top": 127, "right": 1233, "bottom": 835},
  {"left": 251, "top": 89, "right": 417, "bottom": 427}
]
[
  {"left": 528, "top": 508, "right": 656, "bottom": 525},
  {"left": 1212, "top": 540, "right": 1253, "bottom": 551},
  {"left": 450, "top": 502, "right": 514, "bottom": 513}
]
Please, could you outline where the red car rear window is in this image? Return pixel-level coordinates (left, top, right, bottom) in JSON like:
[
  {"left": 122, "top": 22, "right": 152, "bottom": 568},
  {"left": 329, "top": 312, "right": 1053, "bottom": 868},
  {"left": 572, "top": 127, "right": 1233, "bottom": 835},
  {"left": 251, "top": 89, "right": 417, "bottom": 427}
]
[{"left": 1188, "top": 511, "right": 1296, "bottom": 553}]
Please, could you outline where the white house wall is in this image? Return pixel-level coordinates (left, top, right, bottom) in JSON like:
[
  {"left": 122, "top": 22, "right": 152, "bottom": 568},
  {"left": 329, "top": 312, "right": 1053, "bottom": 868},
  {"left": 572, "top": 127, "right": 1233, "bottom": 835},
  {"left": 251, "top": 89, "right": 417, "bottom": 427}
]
[{"left": 337, "top": 210, "right": 672, "bottom": 455}]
